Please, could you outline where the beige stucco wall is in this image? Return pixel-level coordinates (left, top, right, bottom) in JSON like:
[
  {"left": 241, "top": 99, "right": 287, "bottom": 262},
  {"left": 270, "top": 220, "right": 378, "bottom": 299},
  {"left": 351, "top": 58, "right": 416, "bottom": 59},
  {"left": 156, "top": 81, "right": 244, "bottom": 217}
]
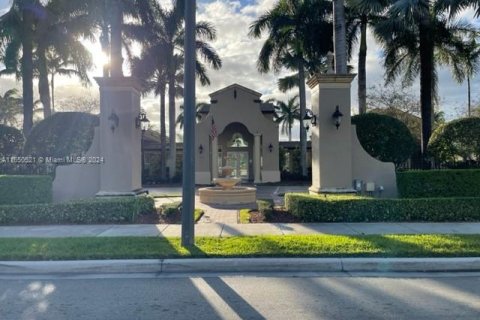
[
  {"left": 96, "top": 78, "right": 142, "bottom": 195},
  {"left": 351, "top": 126, "right": 398, "bottom": 198},
  {"left": 52, "top": 128, "right": 101, "bottom": 203},
  {"left": 53, "top": 77, "right": 143, "bottom": 201},
  {"left": 195, "top": 84, "right": 280, "bottom": 184},
  {"left": 309, "top": 78, "right": 354, "bottom": 191},
  {"left": 308, "top": 74, "right": 397, "bottom": 197}
]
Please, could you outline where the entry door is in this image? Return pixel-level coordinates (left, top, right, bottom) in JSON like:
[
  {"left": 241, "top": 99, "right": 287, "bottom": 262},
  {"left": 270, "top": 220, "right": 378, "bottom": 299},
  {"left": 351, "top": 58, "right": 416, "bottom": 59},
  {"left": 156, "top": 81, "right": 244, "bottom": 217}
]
[{"left": 226, "top": 152, "right": 249, "bottom": 179}]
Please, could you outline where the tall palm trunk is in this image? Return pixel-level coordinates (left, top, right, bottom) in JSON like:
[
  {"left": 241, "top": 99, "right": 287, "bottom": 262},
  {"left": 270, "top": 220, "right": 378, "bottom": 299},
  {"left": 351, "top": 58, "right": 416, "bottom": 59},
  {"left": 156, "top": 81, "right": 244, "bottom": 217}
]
[
  {"left": 358, "top": 15, "right": 367, "bottom": 114},
  {"left": 168, "top": 69, "right": 176, "bottom": 180},
  {"left": 468, "top": 75, "right": 471, "bottom": 117},
  {"left": 110, "top": 4, "right": 123, "bottom": 78},
  {"left": 100, "top": 0, "right": 110, "bottom": 77},
  {"left": 38, "top": 47, "right": 52, "bottom": 118},
  {"left": 21, "top": 3, "right": 34, "bottom": 135},
  {"left": 160, "top": 87, "right": 167, "bottom": 181},
  {"left": 288, "top": 124, "right": 292, "bottom": 142},
  {"left": 50, "top": 73, "right": 55, "bottom": 113},
  {"left": 419, "top": 21, "right": 434, "bottom": 166},
  {"left": 298, "top": 60, "right": 308, "bottom": 178},
  {"left": 333, "top": 0, "right": 347, "bottom": 74},
  {"left": 100, "top": 24, "right": 110, "bottom": 77}
]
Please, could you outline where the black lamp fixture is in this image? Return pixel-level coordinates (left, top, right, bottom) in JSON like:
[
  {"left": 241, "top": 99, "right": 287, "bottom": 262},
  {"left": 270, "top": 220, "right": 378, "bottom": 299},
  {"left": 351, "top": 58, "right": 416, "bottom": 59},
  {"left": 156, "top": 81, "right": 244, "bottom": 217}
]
[
  {"left": 199, "top": 144, "right": 204, "bottom": 154},
  {"left": 108, "top": 110, "right": 119, "bottom": 133},
  {"left": 136, "top": 110, "right": 150, "bottom": 132},
  {"left": 332, "top": 105, "right": 343, "bottom": 130},
  {"left": 268, "top": 143, "right": 274, "bottom": 153},
  {"left": 304, "top": 109, "right": 317, "bottom": 127}
]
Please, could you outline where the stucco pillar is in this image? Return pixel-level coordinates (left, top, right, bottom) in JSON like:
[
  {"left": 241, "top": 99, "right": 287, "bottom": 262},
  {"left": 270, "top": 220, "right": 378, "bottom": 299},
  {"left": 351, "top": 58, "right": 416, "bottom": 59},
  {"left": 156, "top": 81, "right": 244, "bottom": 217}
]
[
  {"left": 253, "top": 133, "right": 261, "bottom": 183},
  {"left": 308, "top": 74, "right": 357, "bottom": 194},
  {"left": 211, "top": 137, "right": 218, "bottom": 181},
  {"left": 95, "top": 77, "right": 143, "bottom": 196}
]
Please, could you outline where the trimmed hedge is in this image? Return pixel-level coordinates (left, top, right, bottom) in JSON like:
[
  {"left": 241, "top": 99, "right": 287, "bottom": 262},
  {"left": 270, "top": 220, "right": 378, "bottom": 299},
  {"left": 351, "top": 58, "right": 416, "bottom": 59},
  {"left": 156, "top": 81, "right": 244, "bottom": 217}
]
[
  {"left": 0, "top": 196, "right": 155, "bottom": 225},
  {"left": 352, "top": 113, "right": 417, "bottom": 167},
  {"left": 24, "top": 112, "right": 99, "bottom": 159},
  {"left": 257, "top": 199, "right": 274, "bottom": 220},
  {"left": 160, "top": 201, "right": 181, "bottom": 217},
  {"left": 0, "top": 175, "right": 52, "bottom": 205},
  {"left": 397, "top": 169, "right": 480, "bottom": 198},
  {"left": 428, "top": 117, "right": 480, "bottom": 166},
  {"left": 0, "top": 124, "right": 24, "bottom": 156},
  {"left": 285, "top": 193, "right": 480, "bottom": 222}
]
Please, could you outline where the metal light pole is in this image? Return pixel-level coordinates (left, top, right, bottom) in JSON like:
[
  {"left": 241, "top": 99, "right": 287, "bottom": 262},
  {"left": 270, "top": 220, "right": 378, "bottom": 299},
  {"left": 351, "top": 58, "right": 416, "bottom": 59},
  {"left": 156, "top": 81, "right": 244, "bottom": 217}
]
[{"left": 181, "top": 0, "right": 196, "bottom": 246}]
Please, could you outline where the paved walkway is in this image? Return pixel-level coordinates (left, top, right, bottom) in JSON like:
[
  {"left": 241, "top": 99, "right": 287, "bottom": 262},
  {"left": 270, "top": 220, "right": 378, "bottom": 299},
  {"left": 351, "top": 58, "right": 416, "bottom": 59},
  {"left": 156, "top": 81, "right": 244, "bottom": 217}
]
[
  {"left": 151, "top": 185, "right": 310, "bottom": 225},
  {"left": 1, "top": 222, "right": 479, "bottom": 238}
]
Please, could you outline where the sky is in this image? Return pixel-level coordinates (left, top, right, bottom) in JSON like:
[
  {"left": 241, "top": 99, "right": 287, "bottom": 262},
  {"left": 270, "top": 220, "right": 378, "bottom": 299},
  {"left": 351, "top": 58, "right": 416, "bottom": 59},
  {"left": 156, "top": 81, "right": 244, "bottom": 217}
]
[
  {"left": 1, "top": 0, "right": 479, "bottom": 140},
  {"left": 0, "top": 0, "right": 13, "bottom": 16}
]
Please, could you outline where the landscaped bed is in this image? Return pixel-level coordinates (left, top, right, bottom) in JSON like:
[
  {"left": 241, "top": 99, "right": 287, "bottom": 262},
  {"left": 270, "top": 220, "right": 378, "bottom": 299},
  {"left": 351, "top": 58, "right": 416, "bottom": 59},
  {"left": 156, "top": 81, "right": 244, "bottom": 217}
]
[
  {"left": 141, "top": 201, "right": 204, "bottom": 224},
  {"left": 0, "top": 234, "right": 479, "bottom": 260},
  {"left": 0, "top": 196, "right": 204, "bottom": 225}
]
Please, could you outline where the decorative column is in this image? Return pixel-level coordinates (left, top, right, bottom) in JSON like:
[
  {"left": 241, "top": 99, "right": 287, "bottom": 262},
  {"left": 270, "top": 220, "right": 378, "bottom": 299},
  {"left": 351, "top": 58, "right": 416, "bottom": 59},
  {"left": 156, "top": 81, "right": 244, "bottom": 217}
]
[
  {"left": 95, "top": 77, "right": 143, "bottom": 196},
  {"left": 253, "top": 133, "right": 261, "bottom": 183},
  {"left": 211, "top": 137, "right": 218, "bottom": 181},
  {"left": 308, "top": 74, "right": 356, "bottom": 194}
]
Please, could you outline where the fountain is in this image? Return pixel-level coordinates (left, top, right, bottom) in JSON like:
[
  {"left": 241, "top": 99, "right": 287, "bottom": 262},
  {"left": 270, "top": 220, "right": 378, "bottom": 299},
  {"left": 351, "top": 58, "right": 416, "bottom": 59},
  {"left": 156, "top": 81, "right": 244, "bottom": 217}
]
[{"left": 199, "top": 166, "right": 256, "bottom": 205}]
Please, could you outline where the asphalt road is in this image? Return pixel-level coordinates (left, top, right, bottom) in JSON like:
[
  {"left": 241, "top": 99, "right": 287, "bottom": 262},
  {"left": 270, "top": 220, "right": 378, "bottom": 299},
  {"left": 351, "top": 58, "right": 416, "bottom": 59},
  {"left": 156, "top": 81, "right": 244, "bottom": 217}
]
[{"left": 1, "top": 272, "right": 479, "bottom": 320}]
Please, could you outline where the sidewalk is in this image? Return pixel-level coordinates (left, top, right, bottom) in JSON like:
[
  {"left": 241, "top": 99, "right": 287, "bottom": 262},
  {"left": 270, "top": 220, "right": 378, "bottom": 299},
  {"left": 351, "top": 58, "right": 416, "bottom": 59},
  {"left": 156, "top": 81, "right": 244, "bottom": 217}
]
[{"left": 1, "top": 222, "right": 480, "bottom": 238}]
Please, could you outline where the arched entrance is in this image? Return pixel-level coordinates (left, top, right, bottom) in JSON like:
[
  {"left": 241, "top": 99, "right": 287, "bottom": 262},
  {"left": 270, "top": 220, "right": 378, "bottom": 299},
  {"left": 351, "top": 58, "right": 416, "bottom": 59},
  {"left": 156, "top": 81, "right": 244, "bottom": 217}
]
[{"left": 217, "top": 122, "right": 253, "bottom": 181}]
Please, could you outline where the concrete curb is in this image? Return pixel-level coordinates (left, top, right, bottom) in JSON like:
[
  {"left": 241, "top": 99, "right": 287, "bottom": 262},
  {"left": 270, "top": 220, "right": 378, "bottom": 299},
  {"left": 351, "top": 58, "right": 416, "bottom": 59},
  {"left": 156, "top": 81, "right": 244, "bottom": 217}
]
[{"left": 1, "top": 257, "right": 480, "bottom": 275}]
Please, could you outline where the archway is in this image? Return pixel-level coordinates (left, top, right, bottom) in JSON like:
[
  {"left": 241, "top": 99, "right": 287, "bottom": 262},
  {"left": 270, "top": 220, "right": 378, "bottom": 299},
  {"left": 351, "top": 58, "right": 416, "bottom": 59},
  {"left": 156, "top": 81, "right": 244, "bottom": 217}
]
[{"left": 217, "top": 122, "right": 254, "bottom": 181}]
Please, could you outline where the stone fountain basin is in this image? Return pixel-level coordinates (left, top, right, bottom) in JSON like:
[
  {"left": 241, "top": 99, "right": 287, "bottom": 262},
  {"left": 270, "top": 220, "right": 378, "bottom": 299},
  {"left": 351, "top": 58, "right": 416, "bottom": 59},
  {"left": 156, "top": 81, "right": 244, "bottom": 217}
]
[
  {"left": 213, "top": 178, "right": 242, "bottom": 190},
  {"left": 199, "top": 186, "right": 257, "bottom": 205}
]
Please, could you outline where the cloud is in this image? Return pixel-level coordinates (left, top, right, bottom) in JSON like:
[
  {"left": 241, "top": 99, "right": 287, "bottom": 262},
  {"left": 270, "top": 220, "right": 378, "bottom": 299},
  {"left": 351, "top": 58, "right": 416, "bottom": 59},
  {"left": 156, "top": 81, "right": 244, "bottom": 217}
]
[{"left": 4, "top": 0, "right": 477, "bottom": 138}]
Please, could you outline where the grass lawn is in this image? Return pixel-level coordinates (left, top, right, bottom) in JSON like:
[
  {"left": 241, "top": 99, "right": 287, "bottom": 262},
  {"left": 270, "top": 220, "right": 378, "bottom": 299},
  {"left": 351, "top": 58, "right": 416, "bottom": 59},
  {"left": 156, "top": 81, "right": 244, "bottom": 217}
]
[{"left": 0, "top": 234, "right": 480, "bottom": 260}]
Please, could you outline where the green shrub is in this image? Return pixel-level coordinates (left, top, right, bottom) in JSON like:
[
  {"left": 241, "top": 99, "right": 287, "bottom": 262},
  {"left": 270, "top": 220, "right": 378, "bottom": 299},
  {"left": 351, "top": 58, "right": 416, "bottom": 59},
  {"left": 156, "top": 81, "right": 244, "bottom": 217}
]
[
  {"left": 352, "top": 113, "right": 417, "bottom": 167},
  {"left": 397, "top": 169, "right": 480, "bottom": 198},
  {"left": 0, "top": 125, "right": 24, "bottom": 156},
  {"left": 24, "top": 112, "right": 99, "bottom": 159},
  {"left": 160, "top": 201, "right": 181, "bottom": 217},
  {"left": 0, "top": 196, "right": 155, "bottom": 225},
  {"left": 0, "top": 175, "right": 52, "bottom": 205},
  {"left": 285, "top": 193, "right": 480, "bottom": 222},
  {"left": 257, "top": 199, "right": 274, "bottom": 220},
  {"left": 429, "top": 117, "right": 480, "bottom": 166}
]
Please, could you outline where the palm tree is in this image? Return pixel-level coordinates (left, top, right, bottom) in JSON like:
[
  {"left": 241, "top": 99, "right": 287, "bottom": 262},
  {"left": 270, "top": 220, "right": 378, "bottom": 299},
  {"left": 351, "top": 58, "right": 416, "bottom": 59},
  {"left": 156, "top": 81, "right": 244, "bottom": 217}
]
[
  {"left": 249, "top": 0, "right": 332, "bottom": 178},
  {"left": 346, "top": 0, "right": 389, "bottom": 114},
  {"left": 447, "top": 37, "right": 480, "bottom": 117},
  {"left": 374, "top": 0, "right": 476, "bottom": 162},
  {"left": 46, "top": 50, "right": 92, "bottom": 113},
  {"left": 273, "top": 96, "right": 300, "bottom": 141},
  {"left": 0, "top": 0, "right": 38, "bottom": 134},
  {"left": 131, "top": 47, "right": 169, "bottom": 180},
  {"left": 435, "top": 0, "right": 480, "bottom": 18},
  {"left": 176, "top": 103, "right": 206, "bottom": 129},
  {"left": 161, "top": 1, "right": 221, "bottom": 179},
  {"left": 0, "top": 89, "right": 22, "bottom": 126},
  {"left": 34, "top": 0, "right": 94, "bottom": 118},
  {"left": 334, "top": 0, "right": 348, "bottom": 73},
  {"left": 132, "top": 0, "right": 221, "bottom": 180}
]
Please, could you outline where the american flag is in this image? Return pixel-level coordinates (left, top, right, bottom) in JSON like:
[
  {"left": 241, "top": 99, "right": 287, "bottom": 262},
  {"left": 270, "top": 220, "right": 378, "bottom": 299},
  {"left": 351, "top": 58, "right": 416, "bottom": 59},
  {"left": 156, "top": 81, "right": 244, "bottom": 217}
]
[{"left": 210, "top": 118, "right": 217, "bottom": 139}]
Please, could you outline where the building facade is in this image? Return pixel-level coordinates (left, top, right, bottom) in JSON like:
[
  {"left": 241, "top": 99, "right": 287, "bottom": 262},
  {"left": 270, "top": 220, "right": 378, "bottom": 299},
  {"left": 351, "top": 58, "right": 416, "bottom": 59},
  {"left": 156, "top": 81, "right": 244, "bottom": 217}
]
[{"left": 195, "top": 84, "right": 281, "bottom": 184}]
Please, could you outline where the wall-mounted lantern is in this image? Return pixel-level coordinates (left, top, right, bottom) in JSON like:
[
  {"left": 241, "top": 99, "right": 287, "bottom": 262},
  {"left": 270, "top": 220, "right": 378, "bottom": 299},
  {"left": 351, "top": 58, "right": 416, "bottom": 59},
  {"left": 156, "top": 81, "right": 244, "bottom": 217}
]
[
  {"left": 304, "top": 109, "right": 317, "bottom": 127},
  {"left": 199, "top": 144, "right": 204, "bottom": 154},
  {"left": 136, "top": 110, "right": 150, "bottom": 132},
  {"left": 332, "top": 105, "right": 343, "bottom": 130},
  {"left": 268, "top": 143, "right": 274, "bottom": 153},
  {"left": 108, "top": 110, "right": 119, "bottom": 133}
]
